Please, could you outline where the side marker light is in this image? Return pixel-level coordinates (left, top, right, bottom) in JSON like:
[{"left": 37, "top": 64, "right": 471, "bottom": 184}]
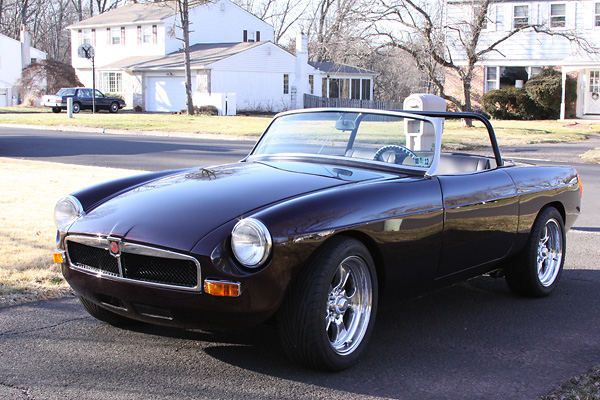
[
  {"left": 204, "top": 280, "right": 241, "bottom": 297},
  {"left": 53, "top": 250, "right": 66, "bottom": 264}
]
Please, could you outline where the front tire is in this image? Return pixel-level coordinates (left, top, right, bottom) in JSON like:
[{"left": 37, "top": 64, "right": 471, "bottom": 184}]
[
  {"left": 278, "top": 237, "right": 378, "bottom": 371},
  {"left": 505, "top": 207, "right": 566, "bottom": 297},
  {"left": 79, "top": 296, "right": 135, "bottom": 327},
  {"left": 109, "top": 102, "right": 119, "bottom": 113}
]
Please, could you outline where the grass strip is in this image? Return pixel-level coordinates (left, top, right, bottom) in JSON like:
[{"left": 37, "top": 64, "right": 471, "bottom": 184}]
[{"left": 1, "top": 106, "right": 599, "bottom": 145}]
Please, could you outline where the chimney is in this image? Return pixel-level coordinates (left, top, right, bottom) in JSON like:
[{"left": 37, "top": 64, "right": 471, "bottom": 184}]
[
  {"left": 293, "top": 33, "right": 309, "bottom": 109},
  {"left": 20, "top": 26, "right": 31, "bottom": 69}
]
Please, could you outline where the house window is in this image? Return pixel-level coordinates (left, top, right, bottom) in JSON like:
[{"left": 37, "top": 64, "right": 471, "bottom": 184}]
[
  {"left": 143, "top": 26, "right": 152, "bottom": 43},
  {"left": 591, "top": 71, "right": 600, "bottom": 93},
  {"left": 100, "top": 72, "right": 122, "bottom": 94},
  {"left": 513, "top": 5, "right": 529, "bottom": 28},
  {"left": 486, "top": 66, "right": 499, "bottom": 92},
  {"left": 82, "top": 30, "right": 91, "bottom": 45},
  {"left": 309, "top": 75, "right": 314, "bottom": 94},
  {"left": 361, "top": 79, "right": 371, "bottom": 100},
  {"left": 30, "top": 58, "right": 37, "bottom": 64},
  {"left": 595, "top": 3, "right": 600, "bottom": 27},
  {"left": 329, "top": 79, "right": 340, "bottom": 98},
  {"left": 283, "top": 74, "right": 289, "bottom": 94},
  {"left": 351, "top": 79, "right": 360, "bottom": 99},
  {"left": 529, "top": 66, "right": 543, "bottom": 78},
  {"left": 550, "top": 4, "right": 566, "bottom": 27},
  {"left": 340, "top": 79, "right": 350, "bottom": 99},
  {"left": 111, "top": 28, "right": 120, "bottom": 45}
]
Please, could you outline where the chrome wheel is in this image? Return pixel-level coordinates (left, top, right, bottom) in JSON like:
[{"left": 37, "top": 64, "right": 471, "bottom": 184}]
[
  {"left": 278, "top": 237, "right": 378, "bottom": 370},
  {"left": 505, "top": 207, "right": 566, "bottom": 298},
  {"left": 326, "top": 255, "right": 372, "bottom": 355},
  {"left": 537, "top": 218, "right": 563, "bottom": 287}
]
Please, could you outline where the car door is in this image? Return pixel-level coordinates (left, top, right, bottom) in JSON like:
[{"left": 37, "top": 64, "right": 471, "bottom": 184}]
[
  {"left": 77, "top": 89, "right": 92, "bottom": 109},
  {"left": 94, "top": 90, "right": 109, "bottom": 109},
  {"left": 436, "top": 168, "right": 519, "bottom": 278}
]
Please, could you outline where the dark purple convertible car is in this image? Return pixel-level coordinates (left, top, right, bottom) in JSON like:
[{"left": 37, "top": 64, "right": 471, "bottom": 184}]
[{"left": 53, "top": 109, "right": 581, "bottom": 370}]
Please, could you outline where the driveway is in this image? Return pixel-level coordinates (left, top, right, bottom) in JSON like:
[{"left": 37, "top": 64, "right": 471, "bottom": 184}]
[{"left": 0, "top": 127, "right": 598, "bottom": 399}]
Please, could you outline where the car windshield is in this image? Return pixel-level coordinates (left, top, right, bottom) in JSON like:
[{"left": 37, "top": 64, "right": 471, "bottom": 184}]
[
  {"left": 251, "top": 111, "right": 437, "bottom": 169},
  {"left": 57, "top": 88, "right": 76, "bottom": 96}
]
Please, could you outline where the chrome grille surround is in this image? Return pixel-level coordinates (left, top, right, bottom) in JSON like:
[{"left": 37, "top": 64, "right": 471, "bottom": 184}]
[{"left": 65, "top": 235, "right": 202, "bottom": 292}]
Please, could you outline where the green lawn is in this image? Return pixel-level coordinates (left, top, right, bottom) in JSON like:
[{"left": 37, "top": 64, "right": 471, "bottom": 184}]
[{"left": 0, "top": 106, "right": 272, "bottom": 136}]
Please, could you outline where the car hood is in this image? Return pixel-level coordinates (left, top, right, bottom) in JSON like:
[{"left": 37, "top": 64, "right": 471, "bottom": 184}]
[{"left": 68, "top": 160, "right": 390, "bottom": 252}]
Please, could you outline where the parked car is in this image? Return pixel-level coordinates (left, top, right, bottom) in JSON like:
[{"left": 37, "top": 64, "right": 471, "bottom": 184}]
[
  {"left": 53, "top": 108, "right": 581, "bottom": 370},
  {"left": 42, "top": 88, "right": 125, "bottom": 113}
]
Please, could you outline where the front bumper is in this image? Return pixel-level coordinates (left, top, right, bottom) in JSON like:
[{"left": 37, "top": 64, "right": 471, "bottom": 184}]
[{"left": 58, "top": 235, "right": 286, "bottom": 330}]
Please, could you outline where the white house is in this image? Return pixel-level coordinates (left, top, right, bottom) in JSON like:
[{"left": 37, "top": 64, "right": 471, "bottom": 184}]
[
  {"left": 67, "top": 0, "right": 376, "bottom": 114},
  {"left": 445, "top": 0, "right": 600, "bottom": 119},
  {"left": 0, "top": 27, "right": 47, "bottom": 107}
]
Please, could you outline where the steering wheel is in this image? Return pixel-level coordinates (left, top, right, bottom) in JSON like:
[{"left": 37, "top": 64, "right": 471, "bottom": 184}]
[{"left": 373, "top": 145, "right": 419, "bottom": 164}]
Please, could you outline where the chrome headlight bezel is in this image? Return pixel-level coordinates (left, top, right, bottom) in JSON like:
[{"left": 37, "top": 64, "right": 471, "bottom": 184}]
[
  {"left": 54, "top": 196, "right": 84, "bottom": 232},
  {"left": 231, "top": 218, "right": 272, "bottom": 269}
]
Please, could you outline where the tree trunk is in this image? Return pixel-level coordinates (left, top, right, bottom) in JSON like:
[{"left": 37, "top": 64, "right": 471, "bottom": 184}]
[
  {"left": 181, "top": 0, "right": 194, "bottom": 115},
  {"left": 461, "top": 73, "right": 474, "bottom": 127}
]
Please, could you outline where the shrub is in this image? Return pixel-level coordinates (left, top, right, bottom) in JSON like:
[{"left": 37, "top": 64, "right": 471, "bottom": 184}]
[
  {"left": 195, "top": 105, "right": 219, "bottom": 115},
  {"left": 482, "top": 87, "right": 555, "bottom": 120},
  {"left": 525, "top": 68, "right": 576, "bottom": 116},
  {"left": 16, "top": 60, "right": 82, "bottom": 99}
]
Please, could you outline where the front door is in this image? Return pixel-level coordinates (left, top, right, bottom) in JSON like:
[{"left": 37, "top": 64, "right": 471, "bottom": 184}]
[
  {"left": 437, "top": 169, "right": 519, "bottom": 278},
  {"left": 584, "top": 70, "right": 600, "bottom": 115}
]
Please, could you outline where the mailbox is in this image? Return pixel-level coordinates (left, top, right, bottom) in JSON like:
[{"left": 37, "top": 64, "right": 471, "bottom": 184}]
[{"left": 403, "top": 94, "right": 446, "bottom": 151}]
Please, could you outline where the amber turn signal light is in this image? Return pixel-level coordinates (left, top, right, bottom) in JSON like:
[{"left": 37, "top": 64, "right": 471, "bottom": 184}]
[
  {"left": 204, "top": 280, "right": 241, "bottom": 297},
  {"left": 52, "top": 250, "right": 66, "bottom": 264}
]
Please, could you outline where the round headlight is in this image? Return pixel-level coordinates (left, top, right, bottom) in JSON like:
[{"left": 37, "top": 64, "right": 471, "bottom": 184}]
[
  {"left": 231, "top": 218, "right": 272, "bottom": 268},
  {"left": 54, "top": 196, "right": 84, "bottom": 232}
]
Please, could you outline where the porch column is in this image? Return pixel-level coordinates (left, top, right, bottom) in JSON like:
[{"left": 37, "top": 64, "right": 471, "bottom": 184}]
[{"left": 560, "top": 69, "right": 566, "bottom": 120}]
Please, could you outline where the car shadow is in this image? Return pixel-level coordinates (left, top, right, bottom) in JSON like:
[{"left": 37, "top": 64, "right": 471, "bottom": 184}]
[{"left": 195, "top": 270, "right": 600, "bottom": 399}]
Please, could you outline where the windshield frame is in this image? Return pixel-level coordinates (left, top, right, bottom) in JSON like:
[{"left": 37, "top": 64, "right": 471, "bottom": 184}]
[{"left": 247, "top": 108, "right": 444, "bottom": 177}]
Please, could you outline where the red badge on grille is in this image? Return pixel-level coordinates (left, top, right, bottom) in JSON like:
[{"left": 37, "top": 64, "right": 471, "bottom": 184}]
[{"left": 109, "top": 241, "right": 120, "bottom": 256}]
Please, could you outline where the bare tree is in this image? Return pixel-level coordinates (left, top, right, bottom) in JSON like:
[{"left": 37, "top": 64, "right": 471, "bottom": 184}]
[
  {"left": 145, "top": 0, "right": 213, "bottom": 115},
  {"left": 232, "top": 0, "right": 308, "bottom": 43},
  {"left": 371, "top": 0, "right": 598, "bottom": 123}
]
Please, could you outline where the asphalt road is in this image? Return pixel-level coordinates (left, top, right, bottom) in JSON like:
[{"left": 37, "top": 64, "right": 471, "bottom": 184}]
[
  {"left": 0, "top": 127, "right": 599, "bottom": 399},
  {"left": 0, "top": 126, "right": 256, "bottom": 171}
]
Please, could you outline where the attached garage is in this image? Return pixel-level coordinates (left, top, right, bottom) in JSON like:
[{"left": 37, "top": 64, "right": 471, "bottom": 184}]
[{"left": 146, "top": 76, "right": 188, "bottom": 112}]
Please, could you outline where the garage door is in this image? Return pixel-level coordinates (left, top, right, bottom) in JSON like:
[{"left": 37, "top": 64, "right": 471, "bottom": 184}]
[{"left": 146, "top": 77, "right": 187, "bottom": 112}]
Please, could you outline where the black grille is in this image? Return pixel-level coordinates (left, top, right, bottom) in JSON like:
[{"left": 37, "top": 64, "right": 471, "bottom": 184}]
[
  {"left": 67, "top": 241, "right": 119, "bottom": 276},
  {"left": 121, "top": 252, "right": 198, "bottom": 288},
  {"left": 65, "top": 240, "right": 199, "bottom": 289}
]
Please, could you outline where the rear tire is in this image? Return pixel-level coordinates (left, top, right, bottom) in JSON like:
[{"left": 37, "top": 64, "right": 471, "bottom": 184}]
[
  {"left": 72, "top": 102, "right": 81, "bottom": 113},
  {"left": 79, "top": 296, "right": 135, "bottom": 327},
  {"left": 505, "top": 207, "right": 565, "bottom": 297},
  {"left": 52, "top": 107, "right": 61, "bottom": 113},
  {"left": 278, "top": 237, "right": 378, "bottom": 371}
]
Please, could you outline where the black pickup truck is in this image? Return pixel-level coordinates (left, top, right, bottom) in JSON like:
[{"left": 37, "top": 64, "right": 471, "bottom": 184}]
[{"left": 42, "top": 88, "right": 126, "bottom": 113}]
